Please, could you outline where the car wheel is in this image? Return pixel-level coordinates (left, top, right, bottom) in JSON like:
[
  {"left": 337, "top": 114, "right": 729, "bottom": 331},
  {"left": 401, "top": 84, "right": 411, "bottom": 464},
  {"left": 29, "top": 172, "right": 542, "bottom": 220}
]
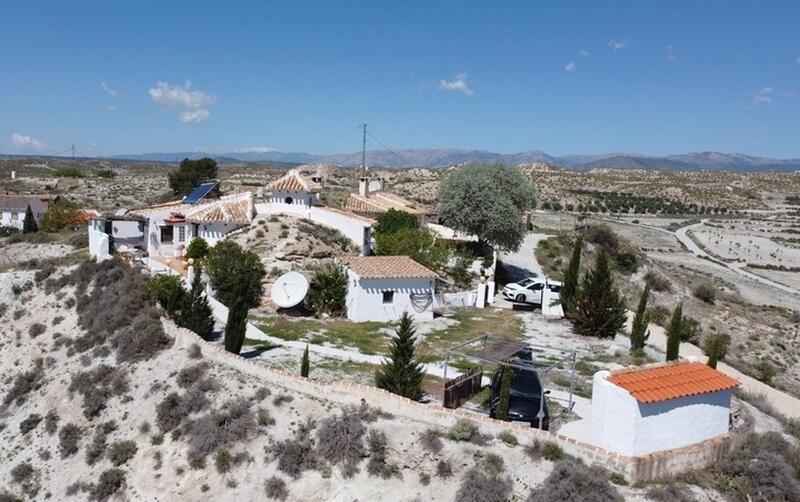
[{"left": 515, "top": 294, "right": 526, "bottom": 303}]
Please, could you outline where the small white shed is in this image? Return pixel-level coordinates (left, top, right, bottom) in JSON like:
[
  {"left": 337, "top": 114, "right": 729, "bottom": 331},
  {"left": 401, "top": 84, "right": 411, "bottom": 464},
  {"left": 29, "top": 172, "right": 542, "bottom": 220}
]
[
  {"left": 590, "top": 360, "right": 739, "bottom": 456},
  {"left": 342, "top": 256, "right": 436, "bottom": 323}
]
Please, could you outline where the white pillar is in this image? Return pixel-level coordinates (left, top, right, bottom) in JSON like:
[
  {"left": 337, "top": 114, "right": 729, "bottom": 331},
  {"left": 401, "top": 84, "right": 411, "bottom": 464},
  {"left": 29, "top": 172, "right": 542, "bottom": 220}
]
[
  {"left": 476, "top": 283, "right": 488, "bottom": 309},
  {"left": 486, "top": 281, "right": 496, "bottom": 304}
]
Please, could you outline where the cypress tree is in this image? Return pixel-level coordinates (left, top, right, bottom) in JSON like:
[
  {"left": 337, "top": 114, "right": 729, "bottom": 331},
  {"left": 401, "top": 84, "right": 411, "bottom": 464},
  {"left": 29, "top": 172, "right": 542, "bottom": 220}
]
[
  {"left": 704, "top": 333, "right": 730, "bottom": 369},
  {"left": 180, "top": 272, "right": 215, "bottom": 340},
  {"left": 375, "top": 313, "right": 425, "bottom": 400},
  {"left": 22, "top": 204, "right": 38, "bottom": 233},
  {"left": 665, "top": 303, "right": 683, "bottom": 361},
  {"left": 300, "top": 344, "right": 310, "bottom": 378},
  {"left": 560, "top": 236, "right": 582, "bottom": 317},
  {"left": 494, "top": 367, "right": 515, "bottom": 421},
  {"left": 572, "top": 250, "right": 627, "bottom": 339},
  {"left": 629, "top": 285, "right": 651, "bottom": 352},
  {"left": 224, "top": 296, "right": 249, "bottom": 354}
]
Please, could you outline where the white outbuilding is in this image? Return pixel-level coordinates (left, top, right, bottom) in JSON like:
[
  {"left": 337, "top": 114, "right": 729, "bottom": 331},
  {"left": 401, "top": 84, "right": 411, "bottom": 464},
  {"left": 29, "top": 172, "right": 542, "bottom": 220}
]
[
  {"left": 590, "top": 360, "right": 739, "bottom": 456},
  {"left": 342, "top": 256, "right": 436, "bottom": 323}
]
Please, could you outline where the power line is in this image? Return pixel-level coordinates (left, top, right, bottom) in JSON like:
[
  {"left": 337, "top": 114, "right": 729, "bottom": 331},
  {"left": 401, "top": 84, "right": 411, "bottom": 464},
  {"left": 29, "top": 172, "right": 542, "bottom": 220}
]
[{"left": 365, "top": 129, "right": 410, "bottom": 167}]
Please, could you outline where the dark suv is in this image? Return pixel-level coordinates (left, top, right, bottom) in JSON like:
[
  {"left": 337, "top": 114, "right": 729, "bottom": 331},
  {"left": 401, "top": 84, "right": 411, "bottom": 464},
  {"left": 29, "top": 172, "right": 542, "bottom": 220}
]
[{"left": 488, "top": 365, "right": 550, "bottom": 430}]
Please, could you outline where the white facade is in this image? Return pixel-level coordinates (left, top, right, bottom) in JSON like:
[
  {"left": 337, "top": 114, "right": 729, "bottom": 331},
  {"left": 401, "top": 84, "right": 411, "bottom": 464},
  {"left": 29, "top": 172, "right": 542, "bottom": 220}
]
[
  {"left": 0, "top": 197, "right": 52, "bottom": 230},
  {"left": 345, "top": 273, "right": 435, "bottom": 323},
  {"left": 143, "top": 210, "right": 195, "bottom": 258},
  {"left": 590, "top": 369, "right": 733, "bottom": 456},
  {"left": 263, "top": 189, "right": 320, "bottom": 217}
]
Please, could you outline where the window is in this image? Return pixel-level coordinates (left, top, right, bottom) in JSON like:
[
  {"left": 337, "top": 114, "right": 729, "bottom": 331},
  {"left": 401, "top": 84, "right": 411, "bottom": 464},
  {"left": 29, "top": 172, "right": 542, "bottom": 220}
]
[
  {"left": 10, "top": 212, "right": 18, "bottom": 221},
  {"left": 284, "top": 197, "right": 294, "bottom": 204},
  {"left": 178, "top": 226, "right": 186, "bottom": 242},
  {"left": 160, "top": 226, "right": 174, "bottom": 243},
  {"left": 382, "top": 291, "right": 395, "bottom": 304}
]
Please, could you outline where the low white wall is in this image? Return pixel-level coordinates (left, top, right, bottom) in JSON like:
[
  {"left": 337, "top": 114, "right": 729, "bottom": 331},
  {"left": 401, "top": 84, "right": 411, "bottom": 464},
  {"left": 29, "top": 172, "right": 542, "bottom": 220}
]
[
  {"left": 109, "top": 220, "right": 143, "bottom": 249},
  {"left": 88, "top": 228, "right": 111, "bottom": 262},
  {"left": 197, "top": 222, "right": 239, "bottom": 247},
  {"left": 346, "top": 273, "right": 435, "bottom": 322},
  {"left": 309, "top": 206, "right": 371, "bottom": 254},
  {"left": 255, "top": 202, "right": 372, "bottom": 254},
  {"left": 591, "top": 370, "right": 733, "bottom": 456}
]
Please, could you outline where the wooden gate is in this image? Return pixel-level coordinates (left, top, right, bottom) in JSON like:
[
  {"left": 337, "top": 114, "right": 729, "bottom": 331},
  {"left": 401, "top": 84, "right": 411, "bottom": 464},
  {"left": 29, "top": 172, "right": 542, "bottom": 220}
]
[{"left": 443, "top": 367, "right": 483, "bottom": 409}]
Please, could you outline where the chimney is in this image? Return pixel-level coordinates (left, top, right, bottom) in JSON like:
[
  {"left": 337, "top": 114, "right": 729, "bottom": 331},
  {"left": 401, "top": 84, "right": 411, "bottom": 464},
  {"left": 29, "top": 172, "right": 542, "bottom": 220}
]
[{"left": 358, "top": 176, "right": 369, "bottom": 197}]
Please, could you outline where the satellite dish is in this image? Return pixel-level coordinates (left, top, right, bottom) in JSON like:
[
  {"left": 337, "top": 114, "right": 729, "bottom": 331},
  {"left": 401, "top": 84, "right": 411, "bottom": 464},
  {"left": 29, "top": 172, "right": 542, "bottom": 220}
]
[{"left": 271, "top": 272, "right": 309, "bottom": 309}]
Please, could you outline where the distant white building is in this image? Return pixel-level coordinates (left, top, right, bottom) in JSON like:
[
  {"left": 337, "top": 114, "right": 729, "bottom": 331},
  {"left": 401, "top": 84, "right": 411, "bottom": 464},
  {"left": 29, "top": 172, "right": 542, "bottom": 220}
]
[
  {"left": 343, "top": 175, "right": 427, "bottom": 217},
  {"left": 0, "top": 194, "right": 58, "bottom": 230},
  {"left": 590, "top": 360, "right": 739, "bottom": 456},
  {"left": 342, "top": 255, "right": 436, "bottom": 323},
  {"left": 262, "top": 169, "right": 323, "bottom": 217}
]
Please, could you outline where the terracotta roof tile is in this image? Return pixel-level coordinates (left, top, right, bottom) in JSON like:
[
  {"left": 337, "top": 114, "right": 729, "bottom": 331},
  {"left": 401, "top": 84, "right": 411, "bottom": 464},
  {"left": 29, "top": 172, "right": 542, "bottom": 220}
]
[
  {"left": 607, "top": 361, "right": 739, "bottom": 404},
  {"left": 342, "top": 192, "right": 425, "bottom": 215},
  {"left": 265, "top": 170, "right": 321, "bottom": 193},
  {"left": 131, "top": 192, "right": 253, "bottom": 225},
  {"left": 341, "top": 256, "right": 436, "bottom": 279}
]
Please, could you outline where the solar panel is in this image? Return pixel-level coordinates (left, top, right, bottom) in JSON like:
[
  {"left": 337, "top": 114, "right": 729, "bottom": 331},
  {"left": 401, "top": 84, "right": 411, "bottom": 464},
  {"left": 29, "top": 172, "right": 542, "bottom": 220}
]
[{"left": 183, "top": 182, "right": 217, "bottom": 204}]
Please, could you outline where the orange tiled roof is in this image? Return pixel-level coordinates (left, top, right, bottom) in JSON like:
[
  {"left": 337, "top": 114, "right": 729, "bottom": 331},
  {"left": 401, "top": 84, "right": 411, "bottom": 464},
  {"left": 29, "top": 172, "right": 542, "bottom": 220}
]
[
  {"left": 342, "top": 192, "right": 425, "bottom": 215},
  {"left": 130, "top": 192, "right": 253, "bottom": 225},
  {"left": 341, "top": 256, "right": 436, "bottom": 279},
  {"left": 265, "top": 170, "right": 322, "bottom": 193},
  {"left": 607, "top": 361, "right": 739, "bottom": 404}
]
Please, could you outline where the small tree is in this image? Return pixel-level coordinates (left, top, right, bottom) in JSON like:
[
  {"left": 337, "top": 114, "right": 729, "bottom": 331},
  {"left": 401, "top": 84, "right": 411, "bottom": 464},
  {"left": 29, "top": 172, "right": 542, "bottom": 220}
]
[
  {"left": 186, "top": 237, "right": 210, "bottom": 261},
  {"left": 572, "top": 251, "right": 627, "bottom": 339},
  {"left": 168, "top": 157, "right": 218, "bottom": 197},
  {"left": 22, "top": 205, "right": 38, "bottom": 233},
  {"left": 41, "top": 199, "right": 80, "bottom": 232},
  {"left": 438, "top": 163, "right": 535, "bottom": 252},
  {"left": 374, "top": 209, "right": 419, "bottom": 236},
  {"left": 374, "top": 227, "right": 446, "bottom": 271},
  {"left": 629, "top": 285, "right": 651, "bottom": 352},
  {"left": 300, "top": 344, "right": 310, "bottom": 378},
  {"left": 205, "top": 241, "right": 266, "bottom": 354},
  {"left": 146, "top": 274, "right": 187, "bottom": 316},
  {"left": 180, "top": 272, "right": 215, "bottom": 340},
  {"left": 704, "top": 333, "right": 730, "bottom": 369},
  {"left": 375, "top": 313, "right": 425, "bottom": 400},
  {"left": 665, "top": 303, "right": 683, "bottom": 361},
  {"left": 305, "top": 263, "right": 348, "bottom": 316},
  {"left": 494, "top": 367, "right": 514, "bottom": 421},
  {"left": 560, "top": 236, "right": 582, "bottom": 317}
]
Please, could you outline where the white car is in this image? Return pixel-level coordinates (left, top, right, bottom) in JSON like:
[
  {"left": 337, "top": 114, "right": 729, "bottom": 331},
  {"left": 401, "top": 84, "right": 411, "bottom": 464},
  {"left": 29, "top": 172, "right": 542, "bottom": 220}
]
[{"left": 502, "top": 278, "right": 562, "bottom": 304}]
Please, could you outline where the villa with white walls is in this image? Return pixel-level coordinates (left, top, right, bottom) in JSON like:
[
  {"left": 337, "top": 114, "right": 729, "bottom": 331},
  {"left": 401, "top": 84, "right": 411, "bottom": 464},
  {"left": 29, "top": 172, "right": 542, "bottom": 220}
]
[{"left": 342, "top": 256, "right": 436, "bottom": 323}]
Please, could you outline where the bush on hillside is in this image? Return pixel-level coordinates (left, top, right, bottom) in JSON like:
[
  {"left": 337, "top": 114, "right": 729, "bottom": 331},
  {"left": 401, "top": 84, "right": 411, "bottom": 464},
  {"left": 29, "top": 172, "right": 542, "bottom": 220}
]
[
  {"left": 316, "top": 406, "right": 367, "bottom": 478},
  {"left": 528, "top": 459, "right": 622, "bottom": 502},
  {"left": 305, "top": 262, "right": 347, "bottom": 317}
]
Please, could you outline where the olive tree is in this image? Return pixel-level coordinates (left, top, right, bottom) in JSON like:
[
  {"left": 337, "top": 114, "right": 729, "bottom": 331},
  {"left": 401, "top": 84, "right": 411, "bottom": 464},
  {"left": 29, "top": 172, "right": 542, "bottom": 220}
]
[{"left": 438, "top": 163, "right": 535, "bottom": 252}]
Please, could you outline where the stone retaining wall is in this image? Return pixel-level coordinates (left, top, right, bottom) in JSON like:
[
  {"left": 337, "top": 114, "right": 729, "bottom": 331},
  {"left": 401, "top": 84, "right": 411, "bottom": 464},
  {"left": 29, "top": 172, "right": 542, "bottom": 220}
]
[{"left": 166, "top": 321, "right": 749, "bottom": 484}]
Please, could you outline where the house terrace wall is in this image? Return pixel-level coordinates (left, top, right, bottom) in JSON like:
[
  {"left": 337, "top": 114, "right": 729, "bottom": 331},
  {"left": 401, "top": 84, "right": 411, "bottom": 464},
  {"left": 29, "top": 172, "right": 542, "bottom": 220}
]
[{"left": 165, "top": 320, "right": 750, "bottom": 484}]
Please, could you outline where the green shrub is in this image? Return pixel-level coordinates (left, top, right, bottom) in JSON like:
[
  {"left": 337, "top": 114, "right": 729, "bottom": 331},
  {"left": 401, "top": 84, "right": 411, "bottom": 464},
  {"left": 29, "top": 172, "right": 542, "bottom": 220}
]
[
  {"left": 55, "top": 167, "right": 85, "bottom": 178},
  {"left": 186, "top": 237, "right": 210, "bottom": 261},
  {"left": 214, "top": 448, "right": 232, "bottom": 473},
  {"left": 264, "top": 476, "right": 288, "bottom": 501},
  {"left": 305, "top": 263, "right": 347, "bottom": 317},
  {"left": 41, "top": 199, "right": 81, "bottom": 232},
  {"left": 498, "top": 431, "right": 518, "bottom": 446},
  {"left": 146, "top": 274, "right": 187, "bottom": 315},
  {"left": 108, "top": 440, "right": 137, "bottom": 466},
  {"left": 447, "top": 419, "right": 477, "bottom": 442},
  {"left": 19, "top": 413, "right": 42, "bottom": 434},
  {"left": 59, "top": 423, "right": 83, "bottom": 458},
  {"left": 91, "top": 469, "right": 126, "bottom": 501},
  {"left": 374, "top": 209, "right": 419, "bottom": 236},
  {"left": 541, "top": 442, "right": 564, "bottom": 461},
  {"left": 528, "top": 459, "right": 621, "bottom": 501},
  {"left": 693, "top": 283, "right": 717, "bottom": 304}
]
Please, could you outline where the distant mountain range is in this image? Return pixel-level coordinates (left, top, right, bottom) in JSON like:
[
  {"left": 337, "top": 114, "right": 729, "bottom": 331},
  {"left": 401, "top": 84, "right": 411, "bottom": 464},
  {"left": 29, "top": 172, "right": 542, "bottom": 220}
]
[{"left": 106, "top": 149, "right": 800, "bottom": 172}]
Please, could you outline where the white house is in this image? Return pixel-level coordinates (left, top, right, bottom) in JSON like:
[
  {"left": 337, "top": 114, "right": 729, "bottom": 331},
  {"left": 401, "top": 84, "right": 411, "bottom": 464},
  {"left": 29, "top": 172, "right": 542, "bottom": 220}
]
[
  {"left": 89, "top": 192, "right": 254, "bottom": 262},
  {"left": 262, "top": 169, "right": 323, "bottom": 217},
  {"left": 342, "top": 255, "right": 436, "bottom": 323},
  {"left": 590, "top": 360, "right": 739, "bottom": 456},
  {"left": 0, "top": 194, "right": 58, "bottom": 230},
  {"left": 257, "top": 169, "right": 375, "bottom": 254}
]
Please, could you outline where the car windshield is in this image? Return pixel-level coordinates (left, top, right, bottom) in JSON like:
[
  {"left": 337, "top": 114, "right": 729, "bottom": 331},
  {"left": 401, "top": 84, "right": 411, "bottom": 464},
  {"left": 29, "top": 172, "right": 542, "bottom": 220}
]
[
  {"left": 516, "top": 278, "right": 535, "bottom": 287},
  {"left": 508, "top": 370, "right": 543, "bottom": 398}
]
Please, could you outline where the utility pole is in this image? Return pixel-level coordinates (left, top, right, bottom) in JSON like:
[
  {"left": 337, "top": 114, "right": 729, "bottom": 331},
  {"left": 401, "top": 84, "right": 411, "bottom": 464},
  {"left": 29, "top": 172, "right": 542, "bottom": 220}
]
[
  {"left": 71, "top": 144, "right": 75, "bottom": 160},
  {"left": 361, "top": 123, "right": 367, "bottom": 172}
]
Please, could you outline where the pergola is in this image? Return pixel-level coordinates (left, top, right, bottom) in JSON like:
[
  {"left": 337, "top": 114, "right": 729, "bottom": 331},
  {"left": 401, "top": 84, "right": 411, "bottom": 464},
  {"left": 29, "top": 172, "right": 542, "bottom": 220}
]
[{"left": 442, "top": 334, "right": 578, "bottom": 421}]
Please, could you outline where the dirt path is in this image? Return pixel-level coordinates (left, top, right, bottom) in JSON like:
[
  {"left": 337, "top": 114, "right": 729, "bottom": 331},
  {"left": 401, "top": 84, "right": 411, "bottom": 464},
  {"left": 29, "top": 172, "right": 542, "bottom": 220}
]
[
  {"left": 675, "top": 220, "right": 800, "bottom": 296},
  {"left": 498, "top": 232, "right": 548, "bottom": 281}
]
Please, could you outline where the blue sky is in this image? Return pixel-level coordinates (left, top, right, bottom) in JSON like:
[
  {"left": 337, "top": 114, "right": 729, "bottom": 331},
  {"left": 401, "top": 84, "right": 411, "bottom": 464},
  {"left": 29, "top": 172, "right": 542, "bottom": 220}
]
[{"left": 2, "top": 1, "right": 799, "bottom": 158}]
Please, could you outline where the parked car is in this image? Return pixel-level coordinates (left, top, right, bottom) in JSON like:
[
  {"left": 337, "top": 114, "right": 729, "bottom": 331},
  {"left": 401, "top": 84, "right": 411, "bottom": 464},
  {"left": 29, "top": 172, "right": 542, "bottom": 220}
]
[
  {"left": 502, "top": 278, "right": 562, "bottom": 304},
  {"left": 489, "top": 364, "right": 550, "bottom": 430}
]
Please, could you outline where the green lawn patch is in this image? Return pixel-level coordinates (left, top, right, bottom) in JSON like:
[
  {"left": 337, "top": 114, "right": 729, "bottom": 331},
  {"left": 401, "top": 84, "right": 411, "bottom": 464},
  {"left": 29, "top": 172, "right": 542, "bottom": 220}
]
[{"left": 250, "top": 316, "right": 392, "bottom": 355}]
